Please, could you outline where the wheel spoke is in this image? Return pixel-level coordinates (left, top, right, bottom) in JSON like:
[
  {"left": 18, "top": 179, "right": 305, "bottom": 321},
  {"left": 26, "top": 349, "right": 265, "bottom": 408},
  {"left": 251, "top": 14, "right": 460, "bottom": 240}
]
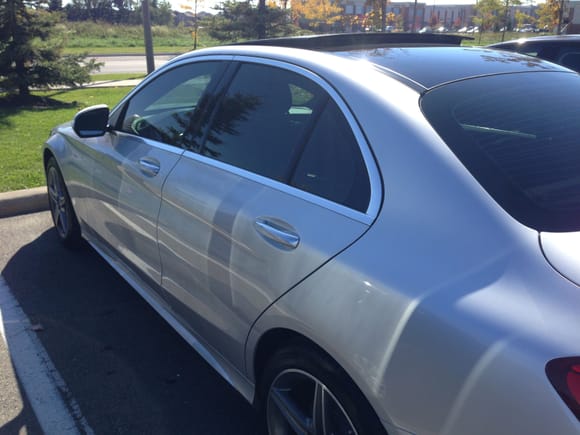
[
  {"left": 51, "top": 204, "right": 61, "bottom": 227},
  {"left": 270, "top": 386, "right": 311, "bottom": 435},
  {"left": 48, "top": 185, "right": 58, "bottom": 204},
  {"left": 48, "top": 173, "right": 59, "bottom": 203},
  {"left": 312, "top": 382, "right": 324, "bottom": 434}
]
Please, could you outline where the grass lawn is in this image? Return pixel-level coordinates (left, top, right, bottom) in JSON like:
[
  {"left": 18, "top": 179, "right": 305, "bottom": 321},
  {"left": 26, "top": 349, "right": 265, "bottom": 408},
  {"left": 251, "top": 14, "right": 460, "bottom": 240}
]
[
  {"left": 91, "top": 73, "right": 146, "bottom": 81},
  {"left": 62, "top": 22, "right": 218, "bottom": 55},
  {"left": 460, "top": 31, "right": 541, "bottom": 46},
  {"left": 0, "top": 87, "right": 129, "bottom": 193}
]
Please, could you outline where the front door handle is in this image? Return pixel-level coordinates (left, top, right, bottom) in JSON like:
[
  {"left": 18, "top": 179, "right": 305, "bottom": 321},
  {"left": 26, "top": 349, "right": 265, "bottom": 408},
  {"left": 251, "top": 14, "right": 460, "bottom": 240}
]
[
  {"left": 254, "top": 218, "right": 300, "bottom": 250},
  {"left": 138, "top": 157, "right": 160, "bottom": 177}
]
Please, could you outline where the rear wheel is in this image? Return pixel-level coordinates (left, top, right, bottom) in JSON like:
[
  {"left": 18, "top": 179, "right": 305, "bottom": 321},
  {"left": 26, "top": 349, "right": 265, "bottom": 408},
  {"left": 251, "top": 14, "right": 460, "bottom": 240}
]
[
  {"left": 46, "top": 157, "right": 81, "bottom": 247},
  {"left": 259, "top": 343, "right": 386, "bottom": 435}
]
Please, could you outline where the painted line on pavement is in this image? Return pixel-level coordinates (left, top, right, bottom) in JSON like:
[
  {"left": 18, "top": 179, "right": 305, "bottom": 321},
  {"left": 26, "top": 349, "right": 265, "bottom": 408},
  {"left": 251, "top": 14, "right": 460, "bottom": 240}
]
[{"left": 0, "top": 275, "right": 94, "bottom": 435}]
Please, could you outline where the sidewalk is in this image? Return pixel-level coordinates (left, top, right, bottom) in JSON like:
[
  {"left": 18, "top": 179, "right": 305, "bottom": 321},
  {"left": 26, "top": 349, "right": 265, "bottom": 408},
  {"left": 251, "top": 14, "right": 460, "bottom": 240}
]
[{"left": 83, "top": 78, "right": 143, "bottom": 88}]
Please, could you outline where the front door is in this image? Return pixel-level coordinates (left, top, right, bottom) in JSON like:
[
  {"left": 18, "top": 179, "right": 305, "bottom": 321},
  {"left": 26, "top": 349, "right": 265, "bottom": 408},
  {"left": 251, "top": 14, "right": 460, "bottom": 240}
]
[{"left": 86, "top": 59, "right": 229, "bottom": 285}]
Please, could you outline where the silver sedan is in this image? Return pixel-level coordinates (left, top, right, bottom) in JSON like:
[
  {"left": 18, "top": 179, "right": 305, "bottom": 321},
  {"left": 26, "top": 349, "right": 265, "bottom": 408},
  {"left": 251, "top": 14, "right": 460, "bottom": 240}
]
[{"left": 44, "top": 34, "right": 580, "bottom": 434}]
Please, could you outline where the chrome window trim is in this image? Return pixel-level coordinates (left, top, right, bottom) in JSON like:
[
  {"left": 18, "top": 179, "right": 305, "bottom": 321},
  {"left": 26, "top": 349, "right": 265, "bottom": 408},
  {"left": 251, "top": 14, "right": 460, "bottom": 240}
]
[
  {"left": 114, "top": 130, "right": 186, "bottom": 156},
  {"left": 109, "top": 54, "right": 236, "bottom": 121},
  {"left": 182, "top": 149, "right": 374, "bottom": 225},
  {"left": 211, "top": 55, "right": 382, "bottom": 221}
]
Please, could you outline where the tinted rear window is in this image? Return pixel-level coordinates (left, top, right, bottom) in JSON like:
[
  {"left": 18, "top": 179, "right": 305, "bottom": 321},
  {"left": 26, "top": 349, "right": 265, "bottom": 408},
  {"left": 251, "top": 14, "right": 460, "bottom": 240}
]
[{"left": 421, "top": 71, "right": 580, "bottom": 232}]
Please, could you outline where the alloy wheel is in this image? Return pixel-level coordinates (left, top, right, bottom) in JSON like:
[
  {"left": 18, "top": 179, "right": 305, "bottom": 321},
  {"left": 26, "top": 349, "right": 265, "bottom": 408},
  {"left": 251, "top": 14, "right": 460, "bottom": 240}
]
[
  {"left": 267, "top": 369, "right": 358, "bottom": 435},
  {"left": 47, "top": 165, "right": 70, "bottom": 239}
]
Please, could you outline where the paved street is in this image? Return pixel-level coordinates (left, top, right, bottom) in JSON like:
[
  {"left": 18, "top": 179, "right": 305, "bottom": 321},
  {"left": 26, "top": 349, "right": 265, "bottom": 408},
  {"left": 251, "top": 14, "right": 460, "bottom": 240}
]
[
  {"left": 0, "top": 211, "right": 259, "bottom": 434},
  {"left": 91, "top": 54, "right": 177, "bottom": 75}
]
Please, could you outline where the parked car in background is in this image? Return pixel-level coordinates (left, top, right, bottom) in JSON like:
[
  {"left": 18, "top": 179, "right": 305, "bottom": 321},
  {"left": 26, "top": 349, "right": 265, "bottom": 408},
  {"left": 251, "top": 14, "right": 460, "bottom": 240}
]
[
  {"left": 44, "top": 33, "right": 580, "bottom": 434},
  {"left": 519, "top": 24, "right": 538, "bottom": 32},
  {"left": 489, "top": 34, "right": 580, "bottom": 72}
]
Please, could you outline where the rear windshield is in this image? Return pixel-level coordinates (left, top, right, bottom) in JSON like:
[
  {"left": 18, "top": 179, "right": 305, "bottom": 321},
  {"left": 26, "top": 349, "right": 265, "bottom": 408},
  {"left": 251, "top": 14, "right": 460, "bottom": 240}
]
[{"left": 421, "top": 71, "right": 580, "bottom": 232}]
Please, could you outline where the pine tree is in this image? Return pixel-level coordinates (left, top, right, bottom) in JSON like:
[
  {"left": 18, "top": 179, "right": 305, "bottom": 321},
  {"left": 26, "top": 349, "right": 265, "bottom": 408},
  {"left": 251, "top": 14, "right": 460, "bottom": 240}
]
[{"left": 0, "top": 0, "right": 100, "bottom": 98}]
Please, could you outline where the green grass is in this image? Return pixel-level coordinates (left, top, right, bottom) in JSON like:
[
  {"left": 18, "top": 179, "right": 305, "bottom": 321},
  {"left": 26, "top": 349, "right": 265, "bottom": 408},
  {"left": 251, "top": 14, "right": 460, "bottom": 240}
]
[
  {"left": 91, "top": 73, "right": 146, "bottom": 80},
  {"left": 66, "top": 46, "right": 193, "bottom": 55},
  {"left": 61, "top": 21, "right": 219, "bottom": 55},
  {"left": 0, "top": 87, "right": 129, "bottom": 192}
]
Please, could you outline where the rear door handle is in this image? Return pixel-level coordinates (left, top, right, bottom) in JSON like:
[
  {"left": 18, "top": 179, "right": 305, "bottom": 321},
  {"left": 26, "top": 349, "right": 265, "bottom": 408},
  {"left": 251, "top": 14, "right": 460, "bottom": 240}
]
[
  {"left": 254, "top": 218, "right": 300, "bottom": 250},
  {"left": 138, "top": 157, "right": 160, "bottom": 177}
]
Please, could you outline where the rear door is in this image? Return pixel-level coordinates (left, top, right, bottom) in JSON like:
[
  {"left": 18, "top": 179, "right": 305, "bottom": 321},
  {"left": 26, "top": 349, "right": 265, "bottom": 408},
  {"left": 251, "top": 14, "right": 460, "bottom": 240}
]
[{"left": 157, "top": 59, "right": 381, "bottom": 370}]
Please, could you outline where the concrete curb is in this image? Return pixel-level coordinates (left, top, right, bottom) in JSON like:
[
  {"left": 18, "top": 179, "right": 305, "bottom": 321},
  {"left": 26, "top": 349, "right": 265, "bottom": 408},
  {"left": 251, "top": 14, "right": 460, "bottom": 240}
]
[{"left": 0, "top": 187, "right": 48, "bottom": 218}]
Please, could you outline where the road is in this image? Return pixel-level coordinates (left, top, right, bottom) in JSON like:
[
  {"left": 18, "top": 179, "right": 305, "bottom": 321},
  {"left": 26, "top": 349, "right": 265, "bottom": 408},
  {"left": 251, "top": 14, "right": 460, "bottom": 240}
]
[
  {"left": 91, "top": 54, "right": 178, "bottom": 75},
  {"left": 0, "top": 211, "right": 259, "bottom": 434}
]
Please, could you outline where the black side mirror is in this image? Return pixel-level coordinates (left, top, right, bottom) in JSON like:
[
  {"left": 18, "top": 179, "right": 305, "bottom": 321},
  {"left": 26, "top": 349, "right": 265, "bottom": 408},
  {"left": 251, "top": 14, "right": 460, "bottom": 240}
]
[{"left": 73, "top": 104, "right": 110, "bottom": 138}]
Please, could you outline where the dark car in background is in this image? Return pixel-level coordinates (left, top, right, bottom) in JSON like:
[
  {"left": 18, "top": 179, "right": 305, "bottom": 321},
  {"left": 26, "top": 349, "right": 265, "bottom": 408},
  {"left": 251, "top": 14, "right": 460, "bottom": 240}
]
[{"left": 489, "top": 34, "right": 580, "bottom": 72}]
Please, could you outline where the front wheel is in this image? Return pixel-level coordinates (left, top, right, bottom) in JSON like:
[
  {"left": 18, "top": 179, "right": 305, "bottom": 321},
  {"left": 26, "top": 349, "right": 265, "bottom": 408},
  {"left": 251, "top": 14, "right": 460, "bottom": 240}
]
[
  {"left": 259, "top": 343, "right": 386, "bottom": 435},
  {"left": 46, "top": 157, "right": 81, "bottom": 247}
]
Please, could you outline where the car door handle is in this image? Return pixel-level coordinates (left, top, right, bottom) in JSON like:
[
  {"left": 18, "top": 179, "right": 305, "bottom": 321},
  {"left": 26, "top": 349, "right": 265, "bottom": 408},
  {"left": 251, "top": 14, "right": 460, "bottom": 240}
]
[
  {"left": 254, "top": 218, "right": 300, "bottom": 250},
  {"left": 138, "top": 157, "right": 160, "bottom": 177}
]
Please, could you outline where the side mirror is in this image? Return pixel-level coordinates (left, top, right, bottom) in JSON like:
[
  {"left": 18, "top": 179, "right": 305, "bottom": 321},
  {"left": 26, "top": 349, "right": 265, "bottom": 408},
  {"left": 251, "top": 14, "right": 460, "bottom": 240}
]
[{"left": 73, "top": 104, "right": 110, "bottom": 138}]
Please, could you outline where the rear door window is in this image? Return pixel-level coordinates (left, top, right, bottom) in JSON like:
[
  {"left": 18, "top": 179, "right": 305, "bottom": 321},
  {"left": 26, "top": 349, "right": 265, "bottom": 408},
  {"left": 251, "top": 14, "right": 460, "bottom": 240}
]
[{"left": 201, "top": 62, "right": 371, "bottom": 212}]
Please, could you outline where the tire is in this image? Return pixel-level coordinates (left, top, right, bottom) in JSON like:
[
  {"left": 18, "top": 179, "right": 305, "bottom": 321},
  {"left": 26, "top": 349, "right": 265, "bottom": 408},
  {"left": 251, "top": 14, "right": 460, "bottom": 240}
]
[
  {"left": 45, "top": 157, "right": 81, "bottom": 248},
  {"left": 259, "top": 342, "right": 387, "bottom": 435}
]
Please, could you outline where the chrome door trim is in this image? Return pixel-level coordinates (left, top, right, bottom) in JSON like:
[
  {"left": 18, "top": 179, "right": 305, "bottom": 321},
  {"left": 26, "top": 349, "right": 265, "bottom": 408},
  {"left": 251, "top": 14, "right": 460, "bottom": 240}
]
[
  {"left": 113, "top": 130, "right": 186, "bottom": 156},
  {"left": 254, "top": 217, "right": 301, "bottom": 250},
  {"left": 138, "top": 157, "right": 161, "bottom": 176}
]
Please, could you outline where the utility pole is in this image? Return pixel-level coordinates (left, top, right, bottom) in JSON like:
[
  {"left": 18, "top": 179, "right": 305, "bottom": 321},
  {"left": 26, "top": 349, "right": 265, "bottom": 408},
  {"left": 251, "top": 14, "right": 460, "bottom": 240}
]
[
  {"left": 193, "top": 0, "right": 198, "bottom": 50},
  {"left": 557, "top": 0, "right": 565, "bottom": 34},
  {"left": 501, "top": 0, "right": 509, "bottom": 41},
  {"left": 143, "top": 0, "right": 155, "bottom": 74}
]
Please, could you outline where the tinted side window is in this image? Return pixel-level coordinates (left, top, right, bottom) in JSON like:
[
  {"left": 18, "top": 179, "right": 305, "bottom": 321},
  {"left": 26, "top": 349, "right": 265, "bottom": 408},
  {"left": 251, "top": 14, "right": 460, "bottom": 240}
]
[
  {"left": 118, "top": 61, "right": 225, "bottom": 150},
  {"left": 290, "top": 99, "right": 370, "bottom": 212},
  {"left": 202, "top": 63, "right": 326, "bottom": 182},
  {"left": 202, "top": 63, "right": 371, "bottom": 212}
]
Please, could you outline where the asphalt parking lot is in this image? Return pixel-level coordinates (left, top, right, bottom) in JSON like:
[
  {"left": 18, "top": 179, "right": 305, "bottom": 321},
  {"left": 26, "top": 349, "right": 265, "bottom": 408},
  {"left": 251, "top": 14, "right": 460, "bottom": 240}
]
[{"left": 0, "top": 211, "right": 259, "bottom": 434}]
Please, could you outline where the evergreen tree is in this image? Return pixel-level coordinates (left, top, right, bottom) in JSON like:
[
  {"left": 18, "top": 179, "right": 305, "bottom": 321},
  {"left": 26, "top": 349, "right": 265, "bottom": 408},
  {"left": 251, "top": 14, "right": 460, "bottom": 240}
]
[
  {"left": 0, "top": 0, "right": 100, "bottom": 97},
  {"left": 208, "top": 1, "right": 296, "bottom": 41}
]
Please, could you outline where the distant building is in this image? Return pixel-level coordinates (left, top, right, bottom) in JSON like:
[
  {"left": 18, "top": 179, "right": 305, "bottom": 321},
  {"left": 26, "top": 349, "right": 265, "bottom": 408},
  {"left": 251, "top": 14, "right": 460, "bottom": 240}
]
[
  {"left": 424, "top": 4, "right": 475, "bottom": 29},
  {"left": 565, "top": 0, "right": 580, "bottom": 33},
  {"left": 342, "top": 0, "right": 428, "bottom": 31},
  {"left": 340, "top": 1, "right": 475, "bottom": 31}
]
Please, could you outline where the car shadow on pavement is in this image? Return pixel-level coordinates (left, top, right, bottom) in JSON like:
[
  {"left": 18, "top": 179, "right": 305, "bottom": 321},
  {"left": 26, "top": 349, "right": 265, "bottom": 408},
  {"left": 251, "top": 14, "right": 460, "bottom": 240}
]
[{"left": 2, "top": 228, "right": 259, "bottom": 434}]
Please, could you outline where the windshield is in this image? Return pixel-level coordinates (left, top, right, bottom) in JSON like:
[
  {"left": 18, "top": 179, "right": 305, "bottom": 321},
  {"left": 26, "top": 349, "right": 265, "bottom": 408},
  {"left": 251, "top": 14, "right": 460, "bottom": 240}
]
[{"left": 421, "top": 71, "right": 580, "bottom": 232}]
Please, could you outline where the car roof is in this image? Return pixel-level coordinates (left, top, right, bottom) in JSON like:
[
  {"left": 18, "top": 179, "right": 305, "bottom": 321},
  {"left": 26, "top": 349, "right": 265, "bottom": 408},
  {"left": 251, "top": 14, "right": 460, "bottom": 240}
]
[
  {"left": 174, "top": 33, "right": 573, "bottom": 90},
  {"left": 335, "top": 46, "right": 568, "bottom": 89}
]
